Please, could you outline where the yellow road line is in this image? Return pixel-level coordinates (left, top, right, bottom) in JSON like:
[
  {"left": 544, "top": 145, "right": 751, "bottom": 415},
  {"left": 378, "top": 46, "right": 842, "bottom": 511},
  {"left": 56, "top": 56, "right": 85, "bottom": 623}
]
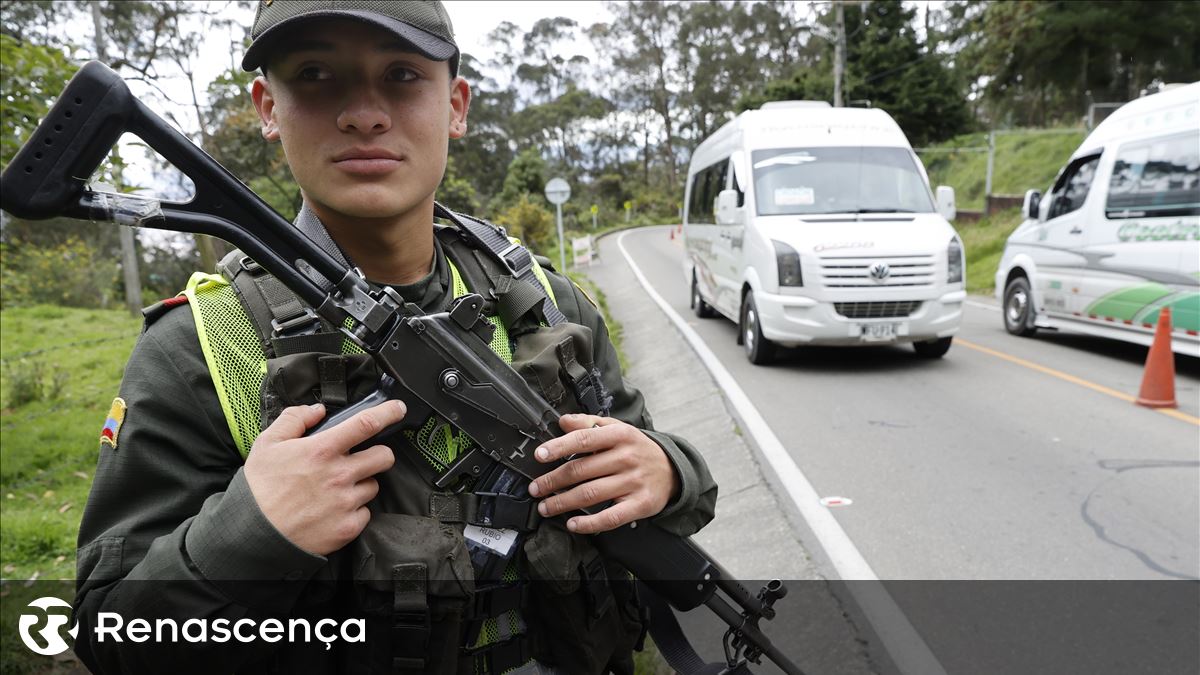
[{"left": 957, "top": 338, "right": 1200, "bottom": 427}]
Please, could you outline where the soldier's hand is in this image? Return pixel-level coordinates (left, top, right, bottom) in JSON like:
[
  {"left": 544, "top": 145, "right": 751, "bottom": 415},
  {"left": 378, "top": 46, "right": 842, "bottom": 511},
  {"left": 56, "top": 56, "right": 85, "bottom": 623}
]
[
  {"left": 244, "top": 401, "right": 403, "bottom": 555},
  {"left": 527, "top": 413, "right": 680, "bottom": 534}
]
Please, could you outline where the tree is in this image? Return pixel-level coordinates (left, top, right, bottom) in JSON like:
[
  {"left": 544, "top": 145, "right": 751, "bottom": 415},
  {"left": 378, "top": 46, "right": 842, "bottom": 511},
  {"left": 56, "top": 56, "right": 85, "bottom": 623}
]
[
  {"left": 842, "top": 1, "right": 972, "bottom": 145},
  {"left": 495, "top": 148, "right": 548, "bottom": 211},
  {"left": 448, "top": 54, "right": 517, "bottom": 207},
  {"left": 437, "top": 156, "right": 482, "bottom": 215},
  {"left": 1, "top": 1, "right": 255, "bottom": 307},
  {"left": 945, "top": 0, "right": 1200, "bottom": 127},
  {"left": 607, "top": 1, "right": 683, "bottom": 186},
  {"left": 0, "top": 34, "right": 77, "bottom": 170},
  {"left": 494, "top": 194, "right": 554, "bottom": 254},
  {"left": 742, "top": 1, "right": 972, "bottom": 146}
]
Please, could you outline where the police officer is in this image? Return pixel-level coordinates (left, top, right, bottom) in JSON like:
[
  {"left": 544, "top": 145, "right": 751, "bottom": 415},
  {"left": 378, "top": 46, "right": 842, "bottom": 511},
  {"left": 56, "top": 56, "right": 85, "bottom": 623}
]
[{"left": 73, "top": 2, "right": 716, "bottom": 673}]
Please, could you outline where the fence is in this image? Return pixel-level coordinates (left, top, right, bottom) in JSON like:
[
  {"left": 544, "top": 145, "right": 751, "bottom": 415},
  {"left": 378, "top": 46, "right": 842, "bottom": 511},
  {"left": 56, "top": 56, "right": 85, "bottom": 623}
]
[{"left": 914, "top": 127, "right": 1086, "bottom": 220}]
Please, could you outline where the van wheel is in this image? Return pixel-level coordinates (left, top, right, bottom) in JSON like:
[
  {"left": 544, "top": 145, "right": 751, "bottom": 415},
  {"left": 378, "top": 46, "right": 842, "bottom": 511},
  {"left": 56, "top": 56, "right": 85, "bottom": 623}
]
[
  {"left": 741, "top": 294, "right": 775, "bottom": 365},
  {"left": 913, "top": 337, "right": 953, "bottom": 358},
  {"left": 1003, "top": 276, "right": 1038, "bottom": 337},
  {"left": 691, "top": 276, "right": 715, "bottom": 318}
]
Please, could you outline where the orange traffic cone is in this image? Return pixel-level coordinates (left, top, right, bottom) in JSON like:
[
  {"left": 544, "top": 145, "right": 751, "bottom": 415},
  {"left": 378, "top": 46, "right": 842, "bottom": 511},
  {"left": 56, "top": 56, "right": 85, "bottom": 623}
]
[{"left": 1135, "top": 306, "right": 1177, "bottom": 409}]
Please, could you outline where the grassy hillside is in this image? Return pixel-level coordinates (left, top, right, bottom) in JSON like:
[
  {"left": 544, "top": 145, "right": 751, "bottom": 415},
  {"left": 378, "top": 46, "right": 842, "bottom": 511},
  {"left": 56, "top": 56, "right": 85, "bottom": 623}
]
[
  {"left": 1, "top": 306, "right": 141, "bottom": 582},
  {"left": 921, "top": 128, "right": 1087, "bottom": 210},
  {"left": 956, "top": 207, "right": 1025, "bottom": 294}
]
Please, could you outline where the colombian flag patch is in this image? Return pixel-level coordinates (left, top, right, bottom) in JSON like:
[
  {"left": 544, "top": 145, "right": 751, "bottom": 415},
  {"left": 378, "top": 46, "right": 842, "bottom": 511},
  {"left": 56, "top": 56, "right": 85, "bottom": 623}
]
[{"left": 100, "top": 398, "right": 126, "bottom": 450}]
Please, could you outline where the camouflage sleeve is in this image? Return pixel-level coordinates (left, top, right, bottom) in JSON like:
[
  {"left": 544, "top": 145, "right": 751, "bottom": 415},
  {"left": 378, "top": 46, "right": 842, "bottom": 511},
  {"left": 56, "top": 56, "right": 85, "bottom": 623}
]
[
  {"left": 543, "top": 268, "right": 718, "bottom": 538},
  {"left": 73, "top": 305, "right": 326, "bottom": 674}
]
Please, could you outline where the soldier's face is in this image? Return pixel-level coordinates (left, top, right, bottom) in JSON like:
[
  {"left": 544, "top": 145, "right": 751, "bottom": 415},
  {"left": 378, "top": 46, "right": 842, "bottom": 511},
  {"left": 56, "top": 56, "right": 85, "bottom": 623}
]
[{"left": 251, "top": 19, "right": 469, "bottom": 223}]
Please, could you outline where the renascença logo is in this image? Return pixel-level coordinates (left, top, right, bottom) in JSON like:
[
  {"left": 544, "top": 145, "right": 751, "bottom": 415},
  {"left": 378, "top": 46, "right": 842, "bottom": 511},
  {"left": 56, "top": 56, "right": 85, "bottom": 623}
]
[
  {"left": 18, "top": 596, "right": 79, "bottom": 656},
  {"left": 17, "top": 597, "right": 366, "bottom": 654}
]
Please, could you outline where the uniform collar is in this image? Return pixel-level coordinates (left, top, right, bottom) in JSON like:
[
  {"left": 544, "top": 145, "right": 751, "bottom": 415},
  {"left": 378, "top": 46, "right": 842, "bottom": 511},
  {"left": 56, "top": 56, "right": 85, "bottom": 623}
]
[{"left": 292, "top": 203, "right": 450, "bottom": 311}]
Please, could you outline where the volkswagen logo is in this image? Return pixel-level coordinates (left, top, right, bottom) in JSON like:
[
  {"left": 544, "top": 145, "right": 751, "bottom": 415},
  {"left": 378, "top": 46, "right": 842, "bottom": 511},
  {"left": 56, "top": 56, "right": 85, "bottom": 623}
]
[{"left": 868, "top": 262, "right": 891, "bottom": 282}]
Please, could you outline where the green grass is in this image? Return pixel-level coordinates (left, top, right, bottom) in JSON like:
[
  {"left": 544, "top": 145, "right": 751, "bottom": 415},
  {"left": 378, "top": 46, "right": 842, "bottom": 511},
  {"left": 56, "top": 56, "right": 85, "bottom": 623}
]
[
  {"left": 921, "top": 128, "right": 1087, "bottom": 210},
  {"left": 1, "top": 305, "right": 141, "bottom": 582},
  {"left": 956, "top": 207, "right": 1026, "bottom": 294}
]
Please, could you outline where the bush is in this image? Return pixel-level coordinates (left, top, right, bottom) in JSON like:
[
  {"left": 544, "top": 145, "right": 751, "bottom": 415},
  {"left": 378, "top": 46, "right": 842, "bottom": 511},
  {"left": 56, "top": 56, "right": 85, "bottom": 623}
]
[
  {"left": 0, "top": 238, "right": 121, "bottom": 309},
  {"left": 494, "top": 193, "right": 555, "bottom": 255},
  {"left": 2, "top": 358, "right": 67, "bottom": 407}
]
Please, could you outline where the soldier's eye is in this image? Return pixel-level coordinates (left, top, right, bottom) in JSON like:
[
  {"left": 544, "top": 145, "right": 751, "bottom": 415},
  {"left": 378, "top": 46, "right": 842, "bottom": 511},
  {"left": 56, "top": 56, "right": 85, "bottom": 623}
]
[
  {"left": 388, "top": 67, "right": 418, "bottom": 82},
  {"left": 296, "top": 66, "right": 331, "bottom": 81}
]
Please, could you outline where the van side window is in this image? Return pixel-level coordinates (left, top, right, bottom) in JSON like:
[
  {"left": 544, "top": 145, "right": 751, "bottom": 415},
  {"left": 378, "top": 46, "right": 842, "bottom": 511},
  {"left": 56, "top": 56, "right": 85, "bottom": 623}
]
[
  {"left": 1049, "top": 155, "right": 1101, "bottom": 219},
  {"left": 710, "top": 161, "right": 729, "bottom": 219},
  {"left": 689, "top": 159, "right": 729, "bottom": 223},
  {"left": 689, "top": 165, "right": 714, "bottom": 223},
  {"left": 730, "top": 160, "right": 745, "bottom": 207},
  {"left": 688, "top": 171, "right": 706, "bottom": 222},
  {"left": 1106, "top": 131, "right": 1200, "bottom": 219}
]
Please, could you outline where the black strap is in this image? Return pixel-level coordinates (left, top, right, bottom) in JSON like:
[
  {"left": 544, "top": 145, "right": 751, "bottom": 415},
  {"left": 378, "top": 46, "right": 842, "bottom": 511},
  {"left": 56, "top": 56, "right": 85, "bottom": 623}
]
[
  {"left": 470, "top": 583, "right": 524, "bottom": 621},
  {"left": 391, "top": 563, "right": 430, "bottom": 672},
  {"left": 218, "top": 251, "right": 274, "bottom": 355},
  {"left": 639, "top": 582, "right": 737, "bottom": 675},
  {"left": 553, "top": 336, "right": 611, "bottom": 417},
  {"left": 318, "top": 355, "right": 348, "bottom": 407},
  {"left": 270, "top": 332, "right": 346, "bottom": 357},
  {"left": 579, "top": 552, "right": 613, "bottom": 624},
  {"left": 428, "top": 492, "right": 540, "bottom": 532},
  {"left": 470, "top": 635, "right": 533, "bottom": 675},
  {"left": 435, "top": 203, "right": 567, "bottom": 329},
  {"left": 217, "top": 249, "right": 329, "bottom": 359}
]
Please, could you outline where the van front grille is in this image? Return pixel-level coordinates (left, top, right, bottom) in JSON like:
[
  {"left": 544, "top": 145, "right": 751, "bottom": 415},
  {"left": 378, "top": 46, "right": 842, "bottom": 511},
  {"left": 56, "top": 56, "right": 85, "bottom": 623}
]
[
  {"left": 834, "top": 301, "right": 923, "bottom": 319},
  {"left": 817, "top": 255, "right": 937, "bottom": 288}
]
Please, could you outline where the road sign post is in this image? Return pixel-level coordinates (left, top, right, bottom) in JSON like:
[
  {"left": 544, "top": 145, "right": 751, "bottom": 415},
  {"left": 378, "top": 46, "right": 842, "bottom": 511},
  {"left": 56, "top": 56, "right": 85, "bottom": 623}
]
[{"left": 544, "top": 177, "right": 571, "bottom": 272}]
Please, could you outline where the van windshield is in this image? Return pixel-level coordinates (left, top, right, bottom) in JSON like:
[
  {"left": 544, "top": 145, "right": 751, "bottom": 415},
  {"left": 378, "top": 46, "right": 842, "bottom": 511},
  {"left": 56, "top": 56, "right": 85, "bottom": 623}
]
[{"left": 752, "top": 147, "right": 935, "bottom": 216}]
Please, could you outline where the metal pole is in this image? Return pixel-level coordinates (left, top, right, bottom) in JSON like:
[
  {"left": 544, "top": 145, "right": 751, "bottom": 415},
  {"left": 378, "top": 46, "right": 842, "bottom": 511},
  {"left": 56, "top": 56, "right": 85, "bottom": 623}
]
[
  {"left": 556, "top": 203, "right": 566, "bottom": 272},
  {"left": 984, "top": 131, "right": 996, "bottom": 215},
  {"left": 834, "top": 2, "right": 846, "bottom": 108}
]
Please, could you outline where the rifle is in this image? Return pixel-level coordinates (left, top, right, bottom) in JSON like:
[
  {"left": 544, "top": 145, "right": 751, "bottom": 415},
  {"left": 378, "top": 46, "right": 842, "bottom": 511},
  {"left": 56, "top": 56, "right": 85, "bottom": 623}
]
[{"left": 1, "top": 61, "right": 804, "bottom": 675}]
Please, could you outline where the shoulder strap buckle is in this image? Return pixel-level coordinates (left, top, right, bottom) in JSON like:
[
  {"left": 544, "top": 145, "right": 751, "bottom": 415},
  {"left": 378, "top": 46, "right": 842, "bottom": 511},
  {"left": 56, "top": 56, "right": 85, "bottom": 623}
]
[
  {"left": 238, "top": 255, "right": 263, "bottom": 275},
  {"left": 270, "top": 307, "right": 321, "bottom": 336},
  {"left": 496, "top": 240, "right": 535, "bottom": 279}
]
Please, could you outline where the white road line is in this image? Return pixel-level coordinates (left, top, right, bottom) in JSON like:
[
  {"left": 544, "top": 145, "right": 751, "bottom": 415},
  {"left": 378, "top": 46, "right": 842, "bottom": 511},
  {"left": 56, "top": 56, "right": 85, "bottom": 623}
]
[
  {"left": 616, "top": 228, "right": 948, "bottom": 675},
  {"left": 966, "top": 299, "right": 1000, "bottom": 312}
]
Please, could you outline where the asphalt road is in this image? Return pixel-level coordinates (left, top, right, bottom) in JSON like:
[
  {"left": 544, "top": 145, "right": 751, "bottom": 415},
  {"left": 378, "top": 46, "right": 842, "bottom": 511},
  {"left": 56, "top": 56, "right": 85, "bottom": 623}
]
[{"left": 603, "top": 225, "right": 1199, "bottom": 583}]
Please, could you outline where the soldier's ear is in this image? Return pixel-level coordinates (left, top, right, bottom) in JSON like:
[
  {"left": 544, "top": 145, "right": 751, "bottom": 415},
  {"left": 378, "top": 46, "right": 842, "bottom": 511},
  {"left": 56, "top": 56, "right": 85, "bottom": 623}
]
[
  {"left": 448, "top": 76, "right": 471, "bottom": 140},
  {"left": 252, "top": 76, "right": 281, "bottom": 143}
]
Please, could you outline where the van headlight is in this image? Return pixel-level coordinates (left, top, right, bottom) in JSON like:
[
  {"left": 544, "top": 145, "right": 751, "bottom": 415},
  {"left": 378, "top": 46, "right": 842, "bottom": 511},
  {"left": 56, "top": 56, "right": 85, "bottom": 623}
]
[
  {"left": 947, "top": 236, "right": 964, "bottom": 284},
  {"left": 773, "top": 240, "right": 803, "bottom": 287}
]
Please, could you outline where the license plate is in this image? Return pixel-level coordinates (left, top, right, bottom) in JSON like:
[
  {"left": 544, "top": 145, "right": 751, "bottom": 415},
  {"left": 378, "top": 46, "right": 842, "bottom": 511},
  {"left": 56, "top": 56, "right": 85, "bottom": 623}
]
[{"left": 859, "top": 323, "right": 898, "bottom": 341}]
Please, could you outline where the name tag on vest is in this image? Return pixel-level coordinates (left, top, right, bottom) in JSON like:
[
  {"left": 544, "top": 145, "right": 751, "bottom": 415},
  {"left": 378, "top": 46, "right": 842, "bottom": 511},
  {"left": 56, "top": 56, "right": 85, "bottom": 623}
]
[{"left": 464, "top": 525, "right": 519, "bottom": 557}]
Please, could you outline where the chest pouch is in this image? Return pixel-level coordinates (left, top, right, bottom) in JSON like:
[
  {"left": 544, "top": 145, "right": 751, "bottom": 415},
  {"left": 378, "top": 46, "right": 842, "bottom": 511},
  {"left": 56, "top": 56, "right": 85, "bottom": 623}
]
[
  {"left": 346, "top": 512, "right": 475, "bottom": 674},
  {"left": 261, "top": 352, "right": 381, "bottom": 429},
  {"left": 509, "top": 322, "right": 612, "bottom": 417}
]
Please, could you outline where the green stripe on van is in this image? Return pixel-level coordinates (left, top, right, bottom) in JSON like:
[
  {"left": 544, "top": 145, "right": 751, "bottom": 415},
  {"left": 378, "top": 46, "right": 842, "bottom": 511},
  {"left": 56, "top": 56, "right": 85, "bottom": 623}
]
[
  {"left": 1085, "top": 283, "right": 1171, "bottom": 321},
  {"left": 1141, "top": 292, "right": 1200, "bottom": 332}
]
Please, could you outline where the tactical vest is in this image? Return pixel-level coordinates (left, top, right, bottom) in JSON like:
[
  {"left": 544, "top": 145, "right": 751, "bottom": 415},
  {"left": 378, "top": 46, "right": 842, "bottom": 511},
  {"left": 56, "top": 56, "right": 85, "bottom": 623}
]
[{"left": 179, "top": 221, "right": 643, "bottom": 675}]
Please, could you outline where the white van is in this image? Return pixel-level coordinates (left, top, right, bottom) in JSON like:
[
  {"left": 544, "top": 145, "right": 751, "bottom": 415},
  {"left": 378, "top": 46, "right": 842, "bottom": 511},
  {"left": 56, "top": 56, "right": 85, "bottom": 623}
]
[
  {"left": 995, "top": 82, "right": 1199, "bottom": 357},
  {"left": 683, "top": 101, "right": 965, "bottom": 364}
]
